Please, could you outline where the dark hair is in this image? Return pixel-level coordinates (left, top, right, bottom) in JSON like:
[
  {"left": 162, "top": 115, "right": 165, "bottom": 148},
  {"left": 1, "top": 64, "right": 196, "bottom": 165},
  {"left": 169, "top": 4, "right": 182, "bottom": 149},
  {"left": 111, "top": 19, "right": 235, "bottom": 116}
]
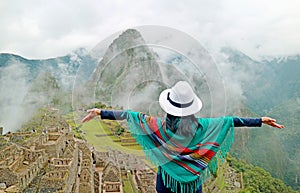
[{"left": 166, "top": 113, "right": 200, "bottom": 137}]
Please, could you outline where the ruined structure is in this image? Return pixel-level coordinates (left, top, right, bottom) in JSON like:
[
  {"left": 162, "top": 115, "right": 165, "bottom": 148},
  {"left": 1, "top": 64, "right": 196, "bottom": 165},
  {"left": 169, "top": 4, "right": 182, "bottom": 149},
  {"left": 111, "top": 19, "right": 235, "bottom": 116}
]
[
  {"left": 0, "top": 143, "right": 48, "bottom": 192},
  {"left": 0, "top": 108, "right": 156, "bottom": 193},
  {"left": 135, "top": 169, "right": 157, "bottom": 193},
  {"left": 102, "top": 162, "right": 122, "bottom": 193}
]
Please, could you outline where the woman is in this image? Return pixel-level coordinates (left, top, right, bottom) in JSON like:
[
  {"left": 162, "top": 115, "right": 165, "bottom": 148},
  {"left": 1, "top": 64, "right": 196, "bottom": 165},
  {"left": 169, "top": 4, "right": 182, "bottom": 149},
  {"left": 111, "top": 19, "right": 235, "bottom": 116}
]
[{"left": 81, "top": 81, "right": 284, "bottom": 193}]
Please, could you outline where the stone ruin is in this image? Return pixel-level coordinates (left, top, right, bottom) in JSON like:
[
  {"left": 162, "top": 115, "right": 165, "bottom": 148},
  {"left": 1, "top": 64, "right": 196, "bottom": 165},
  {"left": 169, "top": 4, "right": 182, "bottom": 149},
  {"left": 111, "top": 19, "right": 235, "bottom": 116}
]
[
  {"left": 224, "top": 165, "right": 243, "bottom": 191},
  {"left": 94, "top": 147, "right": 156, "bottom": 193},
  {"left": 0, "top": 109, "right": 156, "bottom": 193}
]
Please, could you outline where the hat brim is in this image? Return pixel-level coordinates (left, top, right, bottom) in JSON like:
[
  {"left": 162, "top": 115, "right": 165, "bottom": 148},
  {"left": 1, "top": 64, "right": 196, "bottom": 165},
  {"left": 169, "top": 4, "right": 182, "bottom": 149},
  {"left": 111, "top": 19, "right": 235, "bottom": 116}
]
[{"left": 159, "top": 89, "right": 202, "bottom": 117}]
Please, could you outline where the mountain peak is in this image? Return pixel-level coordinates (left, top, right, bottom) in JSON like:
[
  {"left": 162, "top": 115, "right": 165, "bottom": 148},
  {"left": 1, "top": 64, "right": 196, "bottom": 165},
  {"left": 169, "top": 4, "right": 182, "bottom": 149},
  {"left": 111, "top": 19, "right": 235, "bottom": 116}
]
[
  {"left": 110, "top": 29, "right": 145, "bottom": 49},
  {"left": 101, "top": 29, "right": 146, "bottom": 63},
  {"left": 88, "top": 28, "right": 163, "bottom": 110}
]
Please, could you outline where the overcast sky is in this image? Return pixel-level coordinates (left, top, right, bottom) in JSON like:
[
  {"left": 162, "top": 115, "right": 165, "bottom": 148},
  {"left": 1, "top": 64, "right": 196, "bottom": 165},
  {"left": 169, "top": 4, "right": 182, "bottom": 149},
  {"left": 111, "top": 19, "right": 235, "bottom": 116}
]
[{"left": 1, "top": 0, "right": 299, "bottom": 59}]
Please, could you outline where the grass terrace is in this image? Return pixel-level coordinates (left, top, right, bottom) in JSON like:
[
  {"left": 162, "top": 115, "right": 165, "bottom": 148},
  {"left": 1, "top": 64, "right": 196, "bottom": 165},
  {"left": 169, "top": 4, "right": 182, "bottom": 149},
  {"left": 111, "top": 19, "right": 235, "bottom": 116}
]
[{"left": 80, "top": 119, "right": 144, "bottom": 156}]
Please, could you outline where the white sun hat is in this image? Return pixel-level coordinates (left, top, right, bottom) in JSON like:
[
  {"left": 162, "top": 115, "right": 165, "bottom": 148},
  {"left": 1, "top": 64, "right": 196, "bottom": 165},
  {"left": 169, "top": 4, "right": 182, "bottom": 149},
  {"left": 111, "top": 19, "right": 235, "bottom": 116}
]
[{"left": 159, "top": 81, "right": 202, "bottom": 117}]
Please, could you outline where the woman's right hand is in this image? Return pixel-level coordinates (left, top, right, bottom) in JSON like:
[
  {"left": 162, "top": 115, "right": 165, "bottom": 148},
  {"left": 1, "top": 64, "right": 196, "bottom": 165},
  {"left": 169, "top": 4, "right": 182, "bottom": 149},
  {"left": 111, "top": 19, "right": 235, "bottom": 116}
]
[{"left": 81, "top": 108, "right": 101, "bottom": 123}]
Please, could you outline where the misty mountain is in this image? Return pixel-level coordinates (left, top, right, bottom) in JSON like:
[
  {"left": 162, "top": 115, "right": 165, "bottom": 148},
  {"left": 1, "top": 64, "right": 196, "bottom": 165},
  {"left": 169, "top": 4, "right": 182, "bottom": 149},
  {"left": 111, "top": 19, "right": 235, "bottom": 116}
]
[
  {"left": 73, "top": 29, "right": 211, "bottom": 115},
  {"left": 220, "top": 47, "right": 300, "bottom": 114},
  {"left": 219, "top": 47, "right": 300, "bottom": 190},
  {"left": 0, "top": 28, "right": 299, "bottom": 190},
  {"left": 0, "top": 48, "right": 97, "bottom": 131},
  {"left": 88, "top": 29, "right": 164, "bottom": 112},
  {"left": 0, "top": 48, "right": 97, "bottom": 89}
]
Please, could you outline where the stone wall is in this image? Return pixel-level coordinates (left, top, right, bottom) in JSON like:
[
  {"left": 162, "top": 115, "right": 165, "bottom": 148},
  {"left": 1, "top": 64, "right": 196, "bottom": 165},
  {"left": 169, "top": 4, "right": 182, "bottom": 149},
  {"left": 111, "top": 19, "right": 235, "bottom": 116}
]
[
  {"left": 40, "top": 170, "right": 68, "bottom": 192},
  {"left": 120, "top": 138, "right": 136, "bottom": 143},
  {"left": 135, "top": 169, "right": 156, "bottom": 193},
  {"left": 5, "top": 132, "right": 33, "bottom": 138},
  {"left": 78, "top": 142, "right": 95, "bottom": 193},
  {"left": 0, "top": 142, "right": 48, "bottom": 191},
  {"left": 17, "top": 153, "right": 47, "bottom": 190},
  {"left": 36, "top": 132, "right": 68, "bottom": 158},
  {"left": 102, "top": 182, "right": 122, "bottom": 193},
  {"left": 0, "top": 168, "right": 18, "bottom": 187},
  {"left": 94, "top": 171, "right": 100, "bottom": 193},
  {"left": 40, "top": 133, "right": 79, "bottom": 193},
  {"left": 0, "top": 145, "right": 22, "bottom": 168}
]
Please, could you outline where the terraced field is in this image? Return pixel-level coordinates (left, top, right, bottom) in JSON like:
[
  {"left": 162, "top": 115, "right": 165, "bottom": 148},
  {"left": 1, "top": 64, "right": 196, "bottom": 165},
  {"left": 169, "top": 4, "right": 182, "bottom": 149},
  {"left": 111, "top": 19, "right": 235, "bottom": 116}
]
[{"left": 80, "top": 119, "right": 144, "bottom": 156}]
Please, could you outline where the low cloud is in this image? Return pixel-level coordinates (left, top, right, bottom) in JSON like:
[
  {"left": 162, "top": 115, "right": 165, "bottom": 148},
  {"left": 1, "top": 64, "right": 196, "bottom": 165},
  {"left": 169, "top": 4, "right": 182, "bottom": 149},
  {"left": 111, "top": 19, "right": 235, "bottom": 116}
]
[
  {"left": 0, "top": 0, "right": 299, "bottom": 59},
  {"left": 0, "top": 61, "right": 30, "bottom": 132}
]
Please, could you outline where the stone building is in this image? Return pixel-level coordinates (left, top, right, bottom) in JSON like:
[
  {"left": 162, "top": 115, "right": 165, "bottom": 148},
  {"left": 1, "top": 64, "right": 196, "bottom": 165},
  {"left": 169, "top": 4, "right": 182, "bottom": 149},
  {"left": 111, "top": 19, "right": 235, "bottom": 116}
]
[
  {"left": 78, "top": 142, "right": 95, "bottom": 193},
  {"left": 0, "top": 128, "right": 157, "bottom": 193},
  {"left": 39, "top": 133, "right": 79, "bottom": 192},
  {"left": 0, "top": 108, "right": 166, "bottom": 193},
  {"left": 224, "top": 165, "right": 243, "bottom": 192},
  {"left": 0, "top": 143, "right": 48, "bottom": 191},
  {"left": 135, "top": 168, "right": 156, "bottom": 193},
  {"left": 102, "top": 162, "right": 122, "bottom": 193},
  {"left": 93, "top": 151, "right": 107, "bottom": 169}
]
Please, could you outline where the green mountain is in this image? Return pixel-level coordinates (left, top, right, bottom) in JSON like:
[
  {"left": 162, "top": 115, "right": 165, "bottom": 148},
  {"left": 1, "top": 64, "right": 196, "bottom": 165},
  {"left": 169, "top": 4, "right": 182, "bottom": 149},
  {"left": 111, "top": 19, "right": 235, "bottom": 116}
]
[
  {"left": 221, "top": 48, "right": 300, "bottom": 191},
  {"left": 268, "top": 98, "right": 300, "bottom": 190}
]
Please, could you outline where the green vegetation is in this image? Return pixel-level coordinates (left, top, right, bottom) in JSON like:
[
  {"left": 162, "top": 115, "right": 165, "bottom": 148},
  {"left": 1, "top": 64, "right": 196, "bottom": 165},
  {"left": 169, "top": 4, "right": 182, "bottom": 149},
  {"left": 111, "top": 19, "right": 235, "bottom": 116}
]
[
  {"left": 227, "top": 155, "right": 299, "bottom": 193},
  {"left": 63, "top": 113, "right": 84, "bottom": 140},
  {"left": 79, "top": 119, "right": 143, "bottom": 155},
  {"left": 21, "top": 108, "right": 53, "bottom": 132},
  {"left": 122, "top": 178, "right": 133, "bottom": 193},
  {"left": 231, "top": 99, "right": 300, "bottom": 191},
  {"left": 84, "top": 102, "right": 109, "bottom": 110},
  {"left": 0, "top": 135, "right": 8, "bottom": 148},
  {"left": 115, "top": 125, "right": 125, "bottom": 135},
  {"left": 215, "top": 164, "right": 226, "bottom": 190},
  {"left": 126, "top": 172, "right": 138, "bottom": 193}
]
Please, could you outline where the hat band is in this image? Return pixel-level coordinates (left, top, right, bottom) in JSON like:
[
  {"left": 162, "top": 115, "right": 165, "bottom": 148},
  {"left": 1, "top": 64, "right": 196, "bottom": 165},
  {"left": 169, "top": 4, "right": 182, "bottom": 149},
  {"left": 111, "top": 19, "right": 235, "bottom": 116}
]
[{"left": 167, "top": 92, "right": 194, "bottom": 108}]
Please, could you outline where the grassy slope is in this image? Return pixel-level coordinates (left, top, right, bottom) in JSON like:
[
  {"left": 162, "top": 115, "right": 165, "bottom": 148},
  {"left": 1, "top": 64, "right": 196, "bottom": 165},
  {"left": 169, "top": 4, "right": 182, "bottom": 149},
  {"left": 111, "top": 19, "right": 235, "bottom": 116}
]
[{"left": 80, "top": 119, "right": 144, "bottom": 156}]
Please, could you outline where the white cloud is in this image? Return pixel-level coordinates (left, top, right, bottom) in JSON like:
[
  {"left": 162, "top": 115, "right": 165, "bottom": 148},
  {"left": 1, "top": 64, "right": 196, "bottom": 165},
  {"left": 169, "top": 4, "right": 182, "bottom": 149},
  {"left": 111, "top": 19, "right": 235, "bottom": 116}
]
[{"left": 0, "top": 0, "right": 299, "bottom": 59}]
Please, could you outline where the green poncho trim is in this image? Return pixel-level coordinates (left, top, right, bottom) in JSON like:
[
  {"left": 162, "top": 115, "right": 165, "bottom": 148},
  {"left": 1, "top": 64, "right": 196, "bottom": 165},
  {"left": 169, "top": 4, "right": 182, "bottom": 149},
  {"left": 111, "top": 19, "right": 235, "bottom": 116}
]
[{"left": 124, "top": 110, "right": 235, "bottom": 193}]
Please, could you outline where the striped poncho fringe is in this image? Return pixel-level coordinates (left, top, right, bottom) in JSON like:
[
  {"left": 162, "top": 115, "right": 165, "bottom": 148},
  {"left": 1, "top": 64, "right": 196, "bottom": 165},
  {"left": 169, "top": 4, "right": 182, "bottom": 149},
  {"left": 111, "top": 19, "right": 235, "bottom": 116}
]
[{"left": 124, "top": 110, "right": 235, "bottom": 193}]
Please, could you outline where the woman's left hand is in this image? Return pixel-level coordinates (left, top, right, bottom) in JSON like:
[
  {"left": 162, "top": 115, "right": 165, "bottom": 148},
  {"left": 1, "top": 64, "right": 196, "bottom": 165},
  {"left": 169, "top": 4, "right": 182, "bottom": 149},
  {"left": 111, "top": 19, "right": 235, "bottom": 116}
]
[{"left": 262, "top": 117, "right": 284, "bottom": 129}]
